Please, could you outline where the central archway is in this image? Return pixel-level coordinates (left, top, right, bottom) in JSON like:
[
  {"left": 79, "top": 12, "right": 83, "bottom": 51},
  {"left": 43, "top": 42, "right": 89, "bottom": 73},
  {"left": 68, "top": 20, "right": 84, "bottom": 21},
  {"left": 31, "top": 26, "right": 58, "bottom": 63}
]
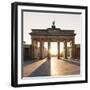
[
  {"left": 44, "top": 42, "right": 65, "bottom": 59},
  {"left": 50, "top": 42, "right": 57, "bottom": 56},
  {"left": 50, "top": 42, "right": 64, "bottom": 58}
]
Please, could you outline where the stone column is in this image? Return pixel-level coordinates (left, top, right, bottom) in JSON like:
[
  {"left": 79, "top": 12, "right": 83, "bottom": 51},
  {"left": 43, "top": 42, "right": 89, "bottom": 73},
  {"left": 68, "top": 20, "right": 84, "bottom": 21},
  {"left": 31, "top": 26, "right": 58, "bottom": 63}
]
[
  {"left": 69, "top": 41, "right": 72, "bottom": 59},
  {"left": 64, "top": 40, "right": 67, "bottom": 59},
  {"left": 71, "top": 39, "right": 75, "bottom": 59},
  {"left": 57, "top": 41, "right": 60, "bottom": 59},
  {"left": 40, "top": 41, "right": 43, "bottom": 59},
  {"left": 42, "top": 42, "right": 44, "bottom": 59},
  {"left": 34, "top": 41, "right": 37, "bottom": 59},
  {"left": 32, "top": 39, "right": 35, "bottom": 59},
  {"left": 48, "top": 41, "right": 51, "bottom": 59},
  {"left": 42, "top": 42, "right": 44, "bottom": 58}
]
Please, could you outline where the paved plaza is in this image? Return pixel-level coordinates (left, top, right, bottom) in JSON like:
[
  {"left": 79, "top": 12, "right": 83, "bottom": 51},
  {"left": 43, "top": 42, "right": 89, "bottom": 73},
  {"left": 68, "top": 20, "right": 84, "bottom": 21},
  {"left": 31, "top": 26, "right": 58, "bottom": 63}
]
[{"left": 23, "top": 57, "right": 80, "bottom": 77}]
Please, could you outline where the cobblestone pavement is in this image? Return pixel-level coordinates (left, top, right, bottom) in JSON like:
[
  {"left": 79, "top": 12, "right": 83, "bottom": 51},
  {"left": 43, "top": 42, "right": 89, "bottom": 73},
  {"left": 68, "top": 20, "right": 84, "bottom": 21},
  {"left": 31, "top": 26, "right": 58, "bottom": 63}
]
[{"left": 23, "top": 57, "right": 80, "bottom": 77}]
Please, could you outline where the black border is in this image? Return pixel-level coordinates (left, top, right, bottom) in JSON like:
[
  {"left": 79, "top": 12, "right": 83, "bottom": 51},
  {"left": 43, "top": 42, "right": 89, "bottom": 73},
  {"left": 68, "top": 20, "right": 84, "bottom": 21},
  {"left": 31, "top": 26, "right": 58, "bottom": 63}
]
[{"left": 11, "top": 2, "right": 88, "bottom": 87}]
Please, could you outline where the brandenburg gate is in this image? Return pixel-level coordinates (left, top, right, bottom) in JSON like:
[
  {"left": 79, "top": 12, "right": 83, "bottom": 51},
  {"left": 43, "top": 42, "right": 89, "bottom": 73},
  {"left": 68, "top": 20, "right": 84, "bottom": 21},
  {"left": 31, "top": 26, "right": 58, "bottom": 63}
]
[{"left": 29, "top": 21, "right": 76, "bottom": 60}]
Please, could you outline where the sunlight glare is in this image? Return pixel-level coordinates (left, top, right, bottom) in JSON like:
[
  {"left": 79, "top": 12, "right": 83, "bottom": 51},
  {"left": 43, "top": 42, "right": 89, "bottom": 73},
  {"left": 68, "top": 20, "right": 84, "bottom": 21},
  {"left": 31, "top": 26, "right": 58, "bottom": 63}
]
[{"left": 44, "top": 42, "right": 64, "bottom": 55}]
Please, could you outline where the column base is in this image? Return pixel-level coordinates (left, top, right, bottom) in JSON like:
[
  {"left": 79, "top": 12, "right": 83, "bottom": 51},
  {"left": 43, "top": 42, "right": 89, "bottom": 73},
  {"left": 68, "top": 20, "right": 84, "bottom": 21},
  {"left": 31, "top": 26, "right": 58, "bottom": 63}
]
[
  {"left": 47, "top": 55, "right": 51, "bottom": 60},
  {"left": 64, "top": 57, "right": 68, "bottom": 59},
  {"left": 57, "top": 56, "right": 60, "bottom": 59}
]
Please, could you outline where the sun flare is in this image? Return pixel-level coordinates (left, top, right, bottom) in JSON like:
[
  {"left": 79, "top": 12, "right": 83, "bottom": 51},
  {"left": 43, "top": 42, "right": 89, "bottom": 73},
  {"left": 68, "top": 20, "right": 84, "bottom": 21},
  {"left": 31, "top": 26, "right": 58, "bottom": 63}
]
[
  {"left": 50, "top": 42, "right": 64, "bottom": 55},
  {"left": 44, "top": 42, "right": 64, "bottom": 55}
]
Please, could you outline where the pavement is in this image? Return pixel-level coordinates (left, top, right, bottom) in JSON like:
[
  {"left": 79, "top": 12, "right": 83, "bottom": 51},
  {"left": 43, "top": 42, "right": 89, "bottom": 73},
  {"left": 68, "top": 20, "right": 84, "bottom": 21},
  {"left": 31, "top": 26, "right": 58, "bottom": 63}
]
[{"left": 23, "top": 57, "right": 80, "bottom": 77}]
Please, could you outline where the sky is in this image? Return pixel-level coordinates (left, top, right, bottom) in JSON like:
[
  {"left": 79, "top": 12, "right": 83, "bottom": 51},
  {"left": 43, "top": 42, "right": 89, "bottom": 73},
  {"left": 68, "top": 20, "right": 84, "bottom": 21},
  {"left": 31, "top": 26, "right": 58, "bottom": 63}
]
[{"left": 23, "top": 11, "right": 81, "bottom": 45}]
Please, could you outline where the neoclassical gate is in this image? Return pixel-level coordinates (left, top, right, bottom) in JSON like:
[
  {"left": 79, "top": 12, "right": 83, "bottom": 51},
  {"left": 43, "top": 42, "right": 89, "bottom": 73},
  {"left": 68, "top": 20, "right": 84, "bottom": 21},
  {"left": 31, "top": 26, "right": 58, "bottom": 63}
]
[{"left": 30, "top": 21, "right": 76, "bottom": 60}]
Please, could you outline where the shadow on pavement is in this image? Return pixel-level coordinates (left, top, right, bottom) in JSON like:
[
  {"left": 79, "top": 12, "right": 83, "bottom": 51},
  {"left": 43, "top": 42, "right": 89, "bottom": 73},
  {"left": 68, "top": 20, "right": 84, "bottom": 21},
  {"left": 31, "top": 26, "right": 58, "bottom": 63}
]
[
  {"left": 24, "top": 59, "right": 44, "bottom": 66},
  {"left": 29, "top": 59, "right": 51, "bottom": 77}
]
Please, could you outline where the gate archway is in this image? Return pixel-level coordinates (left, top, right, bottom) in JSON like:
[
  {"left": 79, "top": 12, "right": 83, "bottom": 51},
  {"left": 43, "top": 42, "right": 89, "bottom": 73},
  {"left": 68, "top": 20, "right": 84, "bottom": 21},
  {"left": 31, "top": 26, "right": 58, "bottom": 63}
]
[{"left": 30, "top": 21, "right": 76, "bottom": 60}]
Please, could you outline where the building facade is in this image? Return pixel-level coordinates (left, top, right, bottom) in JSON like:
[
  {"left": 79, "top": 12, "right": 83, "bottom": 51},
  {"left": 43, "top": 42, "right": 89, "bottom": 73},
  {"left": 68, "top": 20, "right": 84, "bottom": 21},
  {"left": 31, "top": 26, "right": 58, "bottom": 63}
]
[{"left": 29, "top": 21, "right": 76, "bottom": 60}]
